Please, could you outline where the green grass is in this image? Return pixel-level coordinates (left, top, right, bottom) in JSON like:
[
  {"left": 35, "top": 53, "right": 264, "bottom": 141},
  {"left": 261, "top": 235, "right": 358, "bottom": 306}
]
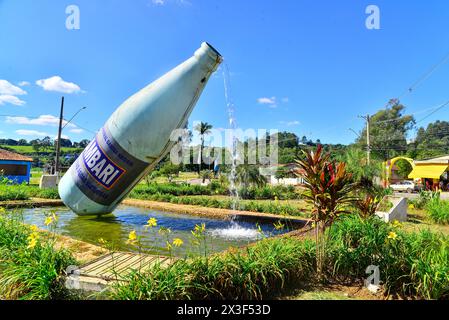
[
  {"left": 30, "top": 170, "right": 43, "bottom": 185},
  {"left": 328, "top": 214, "right": 449, "bottom": 299},
  {"left": 0, "top": 145, "right": 80, "bottom": 154},
  {"left": 426, "top": 198, "right": 449, "bottom": 225},
  {"left": 0, "top": 184, "right": 60, "bottom": 202},
  {"left": 111, "top": 214, "right": 449, "bottom": 300},
  {"left": 128, "top": 192, "right": 307, "bottom": 217},
  {"left": 110, "top": 237, "right": 316, "bottom": 300},
  {"left": 0, "top": 184, "right": 29, "bottom": 201},
  {"left": 0, "top": 211, "right": 76, "bottom": 299}
]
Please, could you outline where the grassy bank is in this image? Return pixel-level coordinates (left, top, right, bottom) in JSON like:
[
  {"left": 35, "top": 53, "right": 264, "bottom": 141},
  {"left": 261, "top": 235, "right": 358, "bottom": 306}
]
[
  {"left": 110, "top": 214, "right": 449, "bottom": 300},
  {"left": 0, "top": 210, "right": 76, "bottom": 299},
  {"left": 127, "top": 192, "right": 307, "bottom": 217},
  {"left": 131, "top": 183, "right": 300, "bottom": 200},
  {"left": 0, "top": 184, "right": 59, "bottom": 202}
]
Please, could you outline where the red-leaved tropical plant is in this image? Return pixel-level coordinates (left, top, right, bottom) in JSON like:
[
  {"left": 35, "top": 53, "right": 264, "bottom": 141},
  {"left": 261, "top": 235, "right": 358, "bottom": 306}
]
[
  {"left": 355, "top": 194, "right": 381, "bottom": 219},
  {"left": 295, "top": 145, "right": 357, "bottom": 277}
]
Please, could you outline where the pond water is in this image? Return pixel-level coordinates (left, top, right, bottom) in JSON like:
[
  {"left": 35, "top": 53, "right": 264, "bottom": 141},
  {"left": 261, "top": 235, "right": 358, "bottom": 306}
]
[{"left": 19, "top": 206, "right": 294, "bottom": 257}]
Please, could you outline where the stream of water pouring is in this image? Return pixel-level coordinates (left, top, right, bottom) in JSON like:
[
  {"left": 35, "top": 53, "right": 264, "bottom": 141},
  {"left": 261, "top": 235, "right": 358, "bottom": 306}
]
[
  {"left": 213, "top": 63, "right": 261, "bottom": 240},
  {"left": 222, "top": 63, "right": 240, "bottom": 214}
]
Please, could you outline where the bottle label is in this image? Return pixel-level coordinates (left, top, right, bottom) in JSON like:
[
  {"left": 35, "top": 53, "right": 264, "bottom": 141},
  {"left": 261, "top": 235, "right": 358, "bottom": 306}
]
[{"left": 71, "top": 126, "right": 150, "bottom": 206}]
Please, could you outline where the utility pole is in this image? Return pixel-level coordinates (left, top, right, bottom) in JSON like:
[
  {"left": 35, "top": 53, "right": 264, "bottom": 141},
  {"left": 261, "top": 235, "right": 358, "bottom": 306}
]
[
  {"left": 55, "top": 96, "right": 64, "bottom": 176},
  {"left": 366, "top": 114, "right": 370, "bottom": 165},
  {"left": 358, "top": 114, "right": 371, "bottom": 165}
]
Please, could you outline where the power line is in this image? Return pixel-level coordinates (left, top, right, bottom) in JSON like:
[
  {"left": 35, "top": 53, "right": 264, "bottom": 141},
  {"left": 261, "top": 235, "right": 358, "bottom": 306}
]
[
  {"left": 401, "top": 49, "right": 449, "bottom": 96},
  {"left": 415, "top": 100, "right": 449, "bottom": 125}
]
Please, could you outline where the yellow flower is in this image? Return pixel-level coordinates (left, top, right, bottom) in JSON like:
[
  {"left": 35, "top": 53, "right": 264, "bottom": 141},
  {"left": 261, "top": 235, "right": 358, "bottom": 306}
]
[
  {"left": 194, "top": 223, "right": 206, "bottom": 233},
  {"left": 408, "top": 204, "right": 415, "bottom": 209},
  {"left": 173, "top": 238, "right": 183, "bottom": 247},
  {"left": 166, "top": 241, "right": 172, "bottom": 251},
  {"left": 98, "top": 238, "right": 107, "bottom": 245},
  {"left": 127, "top": 230, "right": 138, "bottom": 244},
  {"left": 27, "top": 233, "right": 39, "bottom": 249},
  {"left": 44, "top": 216, "right": 53, "bottom": 226},
  {"left": 146, "top": 217, "right": 157, "bottom": 228},
  {"left": 387, "top": 231, "right": 398, "bottom": 240},
  {"left": 29, "top": 225, "right": 38, "bottom": 232},
  {"left": 273, "top": 221, "right": 285, "bottom": 230},
  {"left": 392, "top": 220, "right": 402, "bottom": 228}
]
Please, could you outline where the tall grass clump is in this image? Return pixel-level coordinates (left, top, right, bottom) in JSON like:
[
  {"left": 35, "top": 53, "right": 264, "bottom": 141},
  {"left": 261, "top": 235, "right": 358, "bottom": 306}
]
[
  {"left": 0, "top": 184, "right": 30, "bottom": 201},
  {"left": 110, "top": 237, "right": 316, "bottom": 300},
  {"left": 0, "top": 210, "right": 76, "bottom": 299},
  {"left": 425, "top": 197, "right": 449, "bottom": 225},
  {"left": 328, "top": 214, "right": 449, "bottom": 299}
]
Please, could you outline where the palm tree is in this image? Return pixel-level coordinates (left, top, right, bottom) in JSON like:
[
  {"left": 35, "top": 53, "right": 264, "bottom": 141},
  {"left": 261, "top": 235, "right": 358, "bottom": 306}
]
[
  {"left": 194, "top": 122, "right": 213, "bottom": 173},
  {"left": 236, "top": 165, "right": 267, "bottom": 188}
]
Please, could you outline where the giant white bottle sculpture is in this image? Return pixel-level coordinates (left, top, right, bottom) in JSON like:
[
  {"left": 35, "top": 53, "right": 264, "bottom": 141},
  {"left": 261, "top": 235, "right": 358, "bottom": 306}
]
[{"left": 59, "top": 42, "right": 222, "bottom": 215}]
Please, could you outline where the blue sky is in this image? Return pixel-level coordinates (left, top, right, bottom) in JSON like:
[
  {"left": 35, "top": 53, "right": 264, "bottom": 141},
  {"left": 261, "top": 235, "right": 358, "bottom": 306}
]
[{"left": 1, "top": 0, "right": 449, "bottom": 145}]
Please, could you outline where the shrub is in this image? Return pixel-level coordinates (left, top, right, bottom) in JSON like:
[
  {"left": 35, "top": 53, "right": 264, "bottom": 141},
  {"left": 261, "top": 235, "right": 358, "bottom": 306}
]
[
  {"left": 110, "top": 237, "right": 316, "bottom": 300},
  {"left": 409, "top": 190, "right": 440, "bottom": 210},
  {"left": 426, "top": 198, "right": 449, "bottom": 225},
  {"left": 0, "top": 212, "right": 76, "bottom": 299},
  {"left": 0, "top": 184, "right": 29, "bottom": 201},
  {"left": 328, "top": 214, "right": 449, "bottom": 299}
]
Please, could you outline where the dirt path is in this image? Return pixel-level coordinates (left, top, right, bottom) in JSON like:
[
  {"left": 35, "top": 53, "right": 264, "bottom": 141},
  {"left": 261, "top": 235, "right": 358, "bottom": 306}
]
[
  {"left": 0, "top": 198, "right": 63, "bottom": 208},
  {"left": 123, "top": 198, "right": 309, "bottom": 226}
]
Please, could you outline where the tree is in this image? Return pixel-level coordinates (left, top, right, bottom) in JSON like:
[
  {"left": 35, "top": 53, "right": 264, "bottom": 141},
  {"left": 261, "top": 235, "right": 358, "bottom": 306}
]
[
  {"left": 295, "top": 145, "right": 356, "bottom": 277},
  {"left": 78, "top": 139, "right": 90, "bottom": 148},
  {"left": 395, "top": 158, "right": 413, "bottom": 179},
  {"left": 56, "top": 138, "right": 72, "bottom": 148},
  {"left": 277, "top": 132, "right": 299, "bottom": 149},
  {"left": 31, "top": 139, "right": 42, "bottom": 153},
  {"left": 41, "top": 136, "right": 53, "bottom": 152},
  {"left": 236, "top": 165, "right": 267, "bottom": 188},
  {"left": 159, "top": 162, "right": 180, "bottom": 183},
  {"left": 194, "top": 122, "right": 213, "bottom": 173},
  {"left": 336, "top": 147, "right": 381, "bottom": 189},
  {"left": 144, "top": 170, "right": 161, "bottom": 186},
  {"left": 409, "top": 120, "right": 449, "bottom": 159},
  {"left": 200, "top": 170, "right": 213, "bottom": 183},
  {"left": 17, "top": 139, "right": 28, "bottom": 146},
  {"left": 356, "top": 101, "right": 415, "bottom": 160}
]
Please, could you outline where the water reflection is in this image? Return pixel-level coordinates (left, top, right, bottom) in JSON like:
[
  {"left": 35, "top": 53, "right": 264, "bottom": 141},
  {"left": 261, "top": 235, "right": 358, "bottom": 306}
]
[{"left": 20, "top": 206, "right": 292, "bottom": 257}]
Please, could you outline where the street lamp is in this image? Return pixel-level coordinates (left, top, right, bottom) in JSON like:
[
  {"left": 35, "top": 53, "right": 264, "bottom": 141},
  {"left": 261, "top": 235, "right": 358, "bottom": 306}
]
[
  {"left": 55, "top": 99, "right": 87, "bottom": 175},
  {"left": 63, "top": 106, "right": 87, "bottom": 130}
]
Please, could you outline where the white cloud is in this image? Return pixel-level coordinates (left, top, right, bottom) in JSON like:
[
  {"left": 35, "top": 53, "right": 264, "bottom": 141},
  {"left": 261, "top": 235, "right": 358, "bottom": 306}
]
[
  {"left": 36, "top": 76, "right": 83, "bottom": 94},
  {"left": 0, "top": 95, "right": 26, "bottom": 106},
  {"left": 0, "top": 80, "right": 27, "bottom": 96},
  {"left": 257, "top": 97, "right": 276, "bottom": 105},
  {"left": 6, "top": 114, "right": 76, "bottom": 128},
  {"left": 18, "top": 81, "right": 30, "bottom": 87},
  {"left": 69, "top": 128, "right": 84, "bottom": 134},
  {"left": 257, "top": 96, "right": 278, "bottom": 108},
  {"left": 152, "top": 0, "right": 165, "bottom": 4},
  {"left": 257, "top": 96, "right": 290, "bottom": 109},
  {"left": 279, "top": 120, "right": 300, "bottom": 126},
  {"left": 16, "top": 129, "right": 49, "bottom": 137}
]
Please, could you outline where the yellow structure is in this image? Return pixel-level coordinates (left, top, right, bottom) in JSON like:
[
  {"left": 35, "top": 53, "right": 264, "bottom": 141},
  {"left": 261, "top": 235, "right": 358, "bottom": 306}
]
[
  {"left": 408, "top": 156, "right": 449, "bottom": 180},
  {"left": 384, "top": 156, "right": 415, "bottom": 185}
]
